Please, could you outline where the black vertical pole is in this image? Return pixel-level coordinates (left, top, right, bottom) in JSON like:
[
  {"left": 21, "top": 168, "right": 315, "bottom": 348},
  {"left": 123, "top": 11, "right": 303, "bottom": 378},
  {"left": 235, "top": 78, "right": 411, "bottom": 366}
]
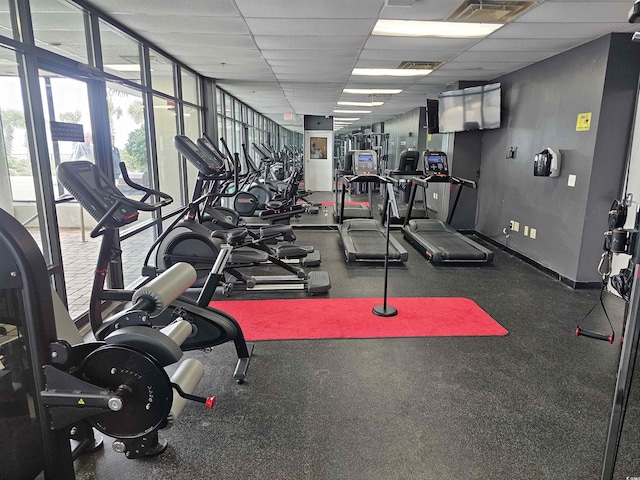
[{"left": 373, "top": 188, "right": 397, "bottom": 317}]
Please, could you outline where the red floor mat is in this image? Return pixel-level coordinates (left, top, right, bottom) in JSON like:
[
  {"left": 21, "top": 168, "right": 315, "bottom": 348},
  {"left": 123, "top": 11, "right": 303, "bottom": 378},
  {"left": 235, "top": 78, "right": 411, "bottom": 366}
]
[{"left": 209, "top": 297, "right": 508, "bottom": 341}]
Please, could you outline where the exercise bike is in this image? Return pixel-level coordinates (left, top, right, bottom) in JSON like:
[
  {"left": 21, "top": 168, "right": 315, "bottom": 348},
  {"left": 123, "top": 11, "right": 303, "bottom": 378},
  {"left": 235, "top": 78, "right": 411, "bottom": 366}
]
[{"left": 56, "top": 160, "right": 254, "bottom": 382}]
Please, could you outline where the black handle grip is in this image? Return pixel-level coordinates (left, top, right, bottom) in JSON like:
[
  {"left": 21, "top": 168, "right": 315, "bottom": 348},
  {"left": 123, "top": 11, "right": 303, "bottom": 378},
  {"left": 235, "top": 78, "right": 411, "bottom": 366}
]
[{"left": 576, "top": 327, "right": 614, "bottom": 344}]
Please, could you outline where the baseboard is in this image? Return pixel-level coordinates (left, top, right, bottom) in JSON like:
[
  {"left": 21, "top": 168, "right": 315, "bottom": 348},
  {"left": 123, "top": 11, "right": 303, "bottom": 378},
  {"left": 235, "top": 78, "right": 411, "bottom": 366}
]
[{"left": 473, "top": 232, "right": 601, "bottom": 290}]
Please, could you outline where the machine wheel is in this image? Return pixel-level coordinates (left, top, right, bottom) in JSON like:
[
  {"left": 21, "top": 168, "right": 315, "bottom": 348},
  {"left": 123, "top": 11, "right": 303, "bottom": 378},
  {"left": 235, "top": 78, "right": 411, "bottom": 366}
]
[{"left": 79, "top": 345, "right": 173, "bottom": 439}]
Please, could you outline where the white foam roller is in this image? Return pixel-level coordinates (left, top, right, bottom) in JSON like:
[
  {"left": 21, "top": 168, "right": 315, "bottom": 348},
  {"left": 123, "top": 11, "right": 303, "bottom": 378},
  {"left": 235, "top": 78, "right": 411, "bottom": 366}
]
[
  {"left": 159, "top": 320, "right": 193, "bottom": 348},
  {"left": 167, "top": 358, "right": 205, "bottom": 426},
  {"left": 133, "top": 263, "right": 197, "bottom": 315}
]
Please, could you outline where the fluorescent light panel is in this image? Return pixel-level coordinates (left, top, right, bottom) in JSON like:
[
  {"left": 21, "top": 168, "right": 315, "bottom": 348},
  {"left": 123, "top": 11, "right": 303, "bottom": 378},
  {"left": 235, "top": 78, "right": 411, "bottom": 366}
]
[
  {"left": 352, "top": 68, "right": 432, "bottom": 77},
  {"left": 334, "top": 117, "right": 360, "bottom": 121},
  {"left": 337, "top": 101, "right": 385, "bottom": 107},
  {"left": 372, "top": 19, "right": 503, "bottom": 38},
  {"left": 343, "top": 88, "right": 403, "bottom": 95},
  {"left": 334, "top": 109, "right": 372, "bottom": 114}
]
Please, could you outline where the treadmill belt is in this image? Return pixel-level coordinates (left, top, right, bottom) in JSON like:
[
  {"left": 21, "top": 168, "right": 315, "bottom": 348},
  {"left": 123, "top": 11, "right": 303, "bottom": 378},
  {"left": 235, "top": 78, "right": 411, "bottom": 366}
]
[
  {"left": 404, "top": 219, "right": 493, "bottom": 263},
  {"left": 420, "top": 231, "right": 487, "bottom": 261},
  {"left": 339, "top": 219, "right": 409, "bottom": 262},
  {"left": 349, "top": 231, "right": 404, "bottom": 260}
]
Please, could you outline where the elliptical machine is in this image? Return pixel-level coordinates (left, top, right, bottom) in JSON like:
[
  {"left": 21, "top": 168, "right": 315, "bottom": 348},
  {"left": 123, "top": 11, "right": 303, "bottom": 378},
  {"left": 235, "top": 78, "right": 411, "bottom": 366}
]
[{"left": 176, "top": 135, "right": 321, "bottom": 267}]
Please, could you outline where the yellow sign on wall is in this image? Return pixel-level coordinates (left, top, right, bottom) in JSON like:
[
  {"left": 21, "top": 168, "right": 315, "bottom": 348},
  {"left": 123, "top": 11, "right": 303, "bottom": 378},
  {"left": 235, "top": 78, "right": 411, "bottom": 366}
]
[{"left": 576, "top": 112, "right": 592, "bottom": 131}]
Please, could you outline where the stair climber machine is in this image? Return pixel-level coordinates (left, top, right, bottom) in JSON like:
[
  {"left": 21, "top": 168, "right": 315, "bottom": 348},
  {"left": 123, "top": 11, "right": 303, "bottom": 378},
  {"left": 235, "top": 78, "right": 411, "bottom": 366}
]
[
  {"left": 337, "top": 150, "right": 409, "bottom": 263},
  {"left": 175, "top": 135, "right": 321, "bottom": 268},
  {"left": 56, "top": 160, "right": 253, "bottom": 383},
  {"left": 401, "top": 151, "right": 493, "bottom": 263},
  {"left": 0, "top": 208, "right": 219, "bottom": 479}
]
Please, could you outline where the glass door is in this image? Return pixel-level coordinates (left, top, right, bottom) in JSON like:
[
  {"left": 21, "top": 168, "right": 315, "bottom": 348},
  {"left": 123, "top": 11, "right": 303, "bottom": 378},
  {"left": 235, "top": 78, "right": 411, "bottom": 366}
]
[{"left": 38, "top": 70, "right": 105, "bottom": 318}]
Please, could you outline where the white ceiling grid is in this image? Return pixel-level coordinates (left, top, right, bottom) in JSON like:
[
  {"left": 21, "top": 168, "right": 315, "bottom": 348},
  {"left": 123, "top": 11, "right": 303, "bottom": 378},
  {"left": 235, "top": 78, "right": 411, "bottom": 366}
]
[{"left": 78, "top": 0, "right": 638, "bottom": 131}]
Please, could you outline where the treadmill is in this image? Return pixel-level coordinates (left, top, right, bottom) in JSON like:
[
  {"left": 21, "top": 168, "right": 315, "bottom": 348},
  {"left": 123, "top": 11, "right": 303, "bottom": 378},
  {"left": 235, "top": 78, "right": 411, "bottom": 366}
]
[
  {"left": 378, "top": 149, "right": 428, "bottom": 222},
  {"left": 333, "top": 151, "right": 372, "bottom": 221},
  {"left": 338, "top": 150, "right": 409, "bottom": 263},
  {"left": 402, "top": 151, "right": 493, "bottom": 264}
]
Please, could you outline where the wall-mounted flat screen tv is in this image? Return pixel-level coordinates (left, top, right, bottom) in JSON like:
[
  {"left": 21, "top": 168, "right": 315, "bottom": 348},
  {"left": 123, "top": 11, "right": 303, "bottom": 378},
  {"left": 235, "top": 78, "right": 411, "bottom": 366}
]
[{"left": 438, "top": 83, "right": 501, "bottom": 133}]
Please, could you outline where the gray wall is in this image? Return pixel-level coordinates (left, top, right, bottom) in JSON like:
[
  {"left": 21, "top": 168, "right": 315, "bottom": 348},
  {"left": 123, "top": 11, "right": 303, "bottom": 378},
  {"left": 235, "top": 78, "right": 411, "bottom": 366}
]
[
  {"left": 477, "top": 34, "right": 640, "bottom": 283},
  {"left": 386, "top": 107, "right": 427, "bottom": 169}
]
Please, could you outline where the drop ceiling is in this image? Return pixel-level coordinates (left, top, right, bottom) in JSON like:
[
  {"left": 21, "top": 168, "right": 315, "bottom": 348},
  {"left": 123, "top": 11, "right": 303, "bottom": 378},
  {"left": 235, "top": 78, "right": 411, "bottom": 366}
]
[{"left": 77, "top": 0, "right": 640, "bottom": 132}]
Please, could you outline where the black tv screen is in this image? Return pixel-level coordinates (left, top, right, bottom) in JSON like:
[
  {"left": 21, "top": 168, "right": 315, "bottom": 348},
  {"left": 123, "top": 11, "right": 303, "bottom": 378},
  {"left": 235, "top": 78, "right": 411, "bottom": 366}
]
[{"left": 438, "top": 83, "right": 501, "bottom": 133}]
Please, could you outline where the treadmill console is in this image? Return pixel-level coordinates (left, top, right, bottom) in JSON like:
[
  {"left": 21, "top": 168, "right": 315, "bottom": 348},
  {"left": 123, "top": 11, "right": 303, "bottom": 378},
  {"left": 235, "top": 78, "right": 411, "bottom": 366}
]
[
  {"left": 423, "top": 151, "right": 449, "bottom": 175},
  {"left": 352, "top": 150, "right": 378, "bottom": 175}
]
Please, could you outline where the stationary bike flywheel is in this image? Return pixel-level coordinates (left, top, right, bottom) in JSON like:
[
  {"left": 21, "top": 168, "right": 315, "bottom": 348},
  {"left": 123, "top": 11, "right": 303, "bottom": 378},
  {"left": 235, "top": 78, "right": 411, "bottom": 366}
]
[{"left": 79, "top": 345, "right": 173, "bottom": 439}]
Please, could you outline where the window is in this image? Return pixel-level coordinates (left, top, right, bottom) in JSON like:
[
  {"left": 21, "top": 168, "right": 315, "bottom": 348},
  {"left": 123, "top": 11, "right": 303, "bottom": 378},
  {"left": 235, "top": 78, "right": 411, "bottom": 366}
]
[
  {"left": 216, "top": 88, "right": 222, "bottom": 114},
  {"left": 0, "top": 0, "right": 13, "bottom": 39},
  {"left": 31, "top": 0, "right": 89, "bottom": 63},
  {"left": 153, "top": 95, "right": 180, "bottom": 207},
  {"left": 181, "top": 69, "right": 199, "bottom": 105},
  {"left": 150, "top": 49, "right": 175, "bottom": 97},
  {"left": 183, "top": 104, "right": 202, "bottom": 187},
  {"left": 100, "top": 21, "right": 143, "bottom": 84}
]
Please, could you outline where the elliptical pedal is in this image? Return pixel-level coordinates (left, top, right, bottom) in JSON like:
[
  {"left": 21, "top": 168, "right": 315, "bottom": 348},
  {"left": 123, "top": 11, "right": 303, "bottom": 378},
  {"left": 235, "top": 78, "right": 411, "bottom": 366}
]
[
  {"left": 307, "top": 270, "right": 331, "bottom": 294},
  {"left": 300, "top": 250, "right": 321, "bottom": 267}
]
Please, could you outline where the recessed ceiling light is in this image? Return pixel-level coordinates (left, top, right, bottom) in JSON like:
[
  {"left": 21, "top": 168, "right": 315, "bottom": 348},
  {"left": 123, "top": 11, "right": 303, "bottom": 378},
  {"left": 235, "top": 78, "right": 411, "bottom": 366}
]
[
  {"left": 338, "top": 101, "right": 385, "bottom": 107},
  {"left": 334, "top": 109, "right": 372, "bottom": 114},
  {"left": 343, "top": 88, "right": 402, "bottom": 95},
  {"left": 372, "top": 19, "right": 502, "bottom": 38},
  {"left": 352, "top": 68, "right": 432, "bottom": 77}
]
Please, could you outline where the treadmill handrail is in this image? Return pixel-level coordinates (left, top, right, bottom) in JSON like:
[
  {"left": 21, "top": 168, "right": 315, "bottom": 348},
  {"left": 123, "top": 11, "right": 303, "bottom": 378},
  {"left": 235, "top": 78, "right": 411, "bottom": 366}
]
[
  {"left": 410, "top": 174, "right": 476, "bottom": 189},
  {"left": 342, "top": 173, "right": 392, "bottom": 185}
]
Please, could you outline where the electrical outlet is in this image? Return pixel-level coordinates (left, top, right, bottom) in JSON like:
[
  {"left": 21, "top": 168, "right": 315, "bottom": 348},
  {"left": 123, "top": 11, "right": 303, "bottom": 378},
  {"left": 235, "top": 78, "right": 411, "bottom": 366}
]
[
  {"left": 512, "top": 221, "right": 520, "bottom": 232},
  {"left": 434, "top": 192, "right": 438, "bottom": 200},
  {"left": 524, "top": 226, "right": 529, "bottom": 236},
  {"left": 530, "top": 228, "right": 537, "bottom": 239},
  {"left": 509, "top": 220, "right": 513, "bottom": 229}
]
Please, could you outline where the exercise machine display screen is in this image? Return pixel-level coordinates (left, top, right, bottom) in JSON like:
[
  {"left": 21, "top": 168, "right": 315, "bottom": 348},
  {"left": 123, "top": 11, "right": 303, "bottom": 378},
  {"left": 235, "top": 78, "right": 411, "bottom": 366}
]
[
  {"left": 57, "top": 161, "right": 139, "bottom": 228},
  {"left": 423, "top": 151, "right": 449, "bottom": 175},
  {"left": 352, "top": 150, "right": 377, "bottom": 175}
]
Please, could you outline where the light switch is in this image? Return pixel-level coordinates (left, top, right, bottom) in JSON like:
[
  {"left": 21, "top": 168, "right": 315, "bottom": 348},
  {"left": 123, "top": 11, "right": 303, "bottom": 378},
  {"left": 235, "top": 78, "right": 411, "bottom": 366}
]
[{"left": 568, "top": 175, "right": 576, "bottom": 187}]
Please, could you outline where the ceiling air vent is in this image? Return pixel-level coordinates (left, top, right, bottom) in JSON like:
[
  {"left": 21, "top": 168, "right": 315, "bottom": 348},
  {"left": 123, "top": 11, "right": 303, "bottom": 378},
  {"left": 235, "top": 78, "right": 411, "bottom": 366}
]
[
  {"left": 446, "top": 0, "right": 537, "bottom": 23},
  {"left": 397, "top": 61, "right": 444, "bottom": 71}
]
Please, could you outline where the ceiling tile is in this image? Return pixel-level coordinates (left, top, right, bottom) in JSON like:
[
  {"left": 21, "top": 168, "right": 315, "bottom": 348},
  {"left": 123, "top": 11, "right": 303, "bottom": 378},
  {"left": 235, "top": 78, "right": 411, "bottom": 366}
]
[
  {"left": 268, "top": 58, "right": 356, "bottom": 67},
  {"left": 254, "top": 35, "right": 365, "bottom": 50},
  {"left": 438, "top": 61, "right": 531, "bottom": 71},
  {"left": 453, "top": 51, "right": 561, "bottom": 63},
  {"left": 261, "top": 49, "right": 360, "bottom": 60},
  {"left": 153, "top": 33, "right": 255, "bottom": 48},
  {"left": 109, "top": 14, "right": 249, "bottom": 34},
  {"left": 379, "top": 0, "right": 457, "bottom": 21},
  {"left": 359, "top": 49, "right": 458, "bottom": 61},
  {"left": 85, "top": 0, "right": 239, "bottom": 16},
  {"left": 517, "top": 2, "right": 631, "bottom": 23},
  {"left": 245, "top": 18, "right": 376, "bottom": 36},
  {"left": 235, "top": 0, "right": 385, "bottom": 18},
  {"left": 363, "top": 36, "right": 479, "bottom": 51},
  {"left": 489, "top": 22, "right": 629, "bottom": 39},
  {"left": 469, "top": 38, "right": 588, "bottom": 52}
]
